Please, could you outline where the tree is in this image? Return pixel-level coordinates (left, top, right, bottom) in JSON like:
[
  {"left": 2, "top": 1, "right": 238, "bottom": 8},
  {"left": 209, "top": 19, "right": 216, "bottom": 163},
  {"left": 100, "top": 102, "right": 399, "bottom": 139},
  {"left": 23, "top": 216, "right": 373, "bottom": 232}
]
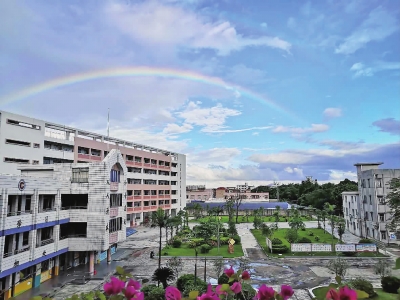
[
  {"left": 337, "top": 217, "right": 346, "bottom": 242},
  {"left": 152, "top": 208, "right": 169, "bottom": 269},
  {"left": 321, "top": 210, "right": 328, "bottom": 232},
  {"left": 166, "top": 257, "right": 184, "bottom": 279},
  {"left": 225, "top": 199, "right": 234, "bottom": 223},
  {"left": 315, "top": 209, "right": 322, "bottom": 229},
  {"left": 285, "top": 228, "right": 298, "bottom": 243},
  {"left": 244, "top": 209, "right": 250, "bottom": 222},
  {"left": 212, "top": 258, "right": 225, "bottom": 279},
  {"left": 327, "top": 257, "right": 349, "bottom": 277},
  {"left": 374, "top": 260, "right": 392, "bottom": 278},
  {"left": 234, "top": 194, "right": 243, "bottom": 223},
  {"left": 324, "top": 203, "right": 336, "bottom": 249},
  {"left": 289, "top": 215, "right": 305, "bottom": 231},
  {"left": 386, "top": 178, "right": 400, "bottom": 231},
  {"left": 152, "top": 267, "right": 175, "bottom": 289}
]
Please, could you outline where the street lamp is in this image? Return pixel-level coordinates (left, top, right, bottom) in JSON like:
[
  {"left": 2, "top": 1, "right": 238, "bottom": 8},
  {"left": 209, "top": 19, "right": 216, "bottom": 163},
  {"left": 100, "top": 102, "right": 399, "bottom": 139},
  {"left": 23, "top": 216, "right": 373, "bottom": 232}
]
[{"left": 194, "top": 247, "right": 198, "bottom": 284}]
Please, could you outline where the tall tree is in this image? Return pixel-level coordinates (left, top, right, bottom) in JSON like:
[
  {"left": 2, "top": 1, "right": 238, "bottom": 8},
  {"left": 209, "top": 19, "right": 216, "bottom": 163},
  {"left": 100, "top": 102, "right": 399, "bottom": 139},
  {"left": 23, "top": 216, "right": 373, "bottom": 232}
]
[
  {"left": 324, "top": 203, "right": 336, "bottom": 249},
  {"left": 225, "top": 199, "right": 234, "bottom": 223},
  {"left": 152, "top": 208, "right": 169, "bottom": 269},
  {"left": 234, "top": 194, "right": 243, "bottom": 223}
]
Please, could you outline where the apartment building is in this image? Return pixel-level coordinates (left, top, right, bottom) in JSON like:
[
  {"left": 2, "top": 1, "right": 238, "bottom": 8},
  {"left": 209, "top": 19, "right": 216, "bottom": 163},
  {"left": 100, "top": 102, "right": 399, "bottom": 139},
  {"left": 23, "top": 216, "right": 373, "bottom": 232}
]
[
  {"left": 0, "top": 110, "right": 187, "bottom": 226},
  {"left": 342, "top": 162, "right": 400, "bottom": 242},
  {"left": 186, "top": 186, "right": 215, "bottom": 202},
  {"left": 342, "top": 191, "right": 361, "bottom": 236},
  {"left": 0, "top": 149, "right": 126, "bottom": 299}
]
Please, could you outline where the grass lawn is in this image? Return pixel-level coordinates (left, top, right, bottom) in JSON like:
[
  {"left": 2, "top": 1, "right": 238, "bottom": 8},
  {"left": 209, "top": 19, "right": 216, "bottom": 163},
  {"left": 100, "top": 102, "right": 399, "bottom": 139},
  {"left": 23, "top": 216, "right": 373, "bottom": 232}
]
[
  {"left": 190, "top": 215, "right": 311, "bottom": 223},
  {"left": 394, "top": 257, "right": 400, "bottom": 269},
  {"left": 161, "top": 243, "right": 244, "bottom": 258},
  {"left": 313, "top": 286, "right": 398, "bottom": 300},
  {"left": 250, "top": 228, "right": 386, "bottom": 257}
]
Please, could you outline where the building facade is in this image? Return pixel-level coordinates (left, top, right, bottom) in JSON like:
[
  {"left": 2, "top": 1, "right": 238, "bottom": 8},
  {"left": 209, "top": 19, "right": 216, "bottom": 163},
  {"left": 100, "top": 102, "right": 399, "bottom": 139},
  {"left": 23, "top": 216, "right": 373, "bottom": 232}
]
[
  {"left": 0, "top": 110, "right": 187, "bottom": 225},
  {"left": 342, "top": 191, "right": 361, "bottom": 236},
  {"left": 342, "top": 162, "right": 400, "bottom": 242},
  {"left": 0, "top": 150, "right": 126, "bottom": 299}
]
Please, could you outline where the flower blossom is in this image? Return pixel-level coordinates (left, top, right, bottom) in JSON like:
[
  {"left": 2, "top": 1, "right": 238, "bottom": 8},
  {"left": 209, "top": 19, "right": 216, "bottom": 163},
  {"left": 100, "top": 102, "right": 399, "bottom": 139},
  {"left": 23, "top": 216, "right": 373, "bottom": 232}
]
[
  {"left": 230, "top": 282, "right": 242, "bottom": 294},
  {"left": 103, "top": 277, "right": 125, "bottom": 295},
  {"left": 216, "top": 285, "right": 227, "bottom": 296},
  {"left": 165, "top": 286, "right": 182, "bottom": 300},
  {"left": 280, "top": 285, "right": 294, "bottom": 300},
  {"left": 256, "top": 284, "right": 275, "bottom": 300},
  {"left": 241, "top": 270, "right": 250, "bottom": 280},
  {"left": 224, "top": 266, "right": 235, "bottom": 278},
  {"left": 197, "top": 284, "right": 219, "bottom": 300},
  {"left": 127, "top": 278, "right": 141, "bottom": 290},
  {"left": 326, "top": 286, "right": 357, "bottom": 300}
]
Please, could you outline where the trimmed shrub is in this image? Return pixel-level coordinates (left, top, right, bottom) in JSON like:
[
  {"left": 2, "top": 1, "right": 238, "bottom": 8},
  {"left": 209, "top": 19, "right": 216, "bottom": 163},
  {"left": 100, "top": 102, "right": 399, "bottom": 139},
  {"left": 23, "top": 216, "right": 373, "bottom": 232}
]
[
  {"left": 238, "top": 283, "right": 256, "bottom": 300},
  {"left": 183, "top": 279, "right": 208, "bottom": 297},
  {"left": 271, "top": 244, "right": 289, "bottom": 254},
  {"left": 308, "top": 231, "right": 314, "bottom": 236},
  {"left": 177, "top": 274, "right": 197, "bottom": 292},
  {"left": 297, "top": 237, "right": 312, "bottom": 243},
  {"left": 285, "top": 229, "right": 298, "bottom": 243},
  {"left": 188, "top": 238, "right": 205, "bottom": 248},
  {"left": 200, "top": 244, "right": 212, "bottom": 254},
  {"left": 314, "top": 236, "right": 320, "bottom": 242},
  {"left": 359, "top": 238, "right": 372, "bottom": 244},
  {"left": 348, "top": 278, "right": 376, "bottom": 298},
  {"left": 232, "top": 235, "right": 241, "bottom": 245},
  {"left": 301, "top": 227, "right": 306, "bottom": 231},
  {"left": 172, "top": 239, "right": 182, "bottom": 248},
  {"left": 141, "top": 285, "right": 165, "bottom": 300},
  {"left": 381, "top": 276, "right": 400, "bottom": 294},
  {"left": 220, "top": 237, "right": 230, "bottom": 245},
  {"left": 271, "top": 238, "right": 283, "bottom": 245}
]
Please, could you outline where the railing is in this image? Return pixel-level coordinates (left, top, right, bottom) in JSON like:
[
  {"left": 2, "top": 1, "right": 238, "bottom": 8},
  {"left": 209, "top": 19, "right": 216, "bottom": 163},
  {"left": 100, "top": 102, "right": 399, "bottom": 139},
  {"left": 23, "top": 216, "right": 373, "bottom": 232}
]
[
  {"left": 134, "top": 207, "right": 142, "bottom": 211},
  {"left": 38, "top": 207, "right": 57, "bottom": 213},
  {"left": 61, "top": 206, "right": 88, "bottom": 210},
  {"left": 3, "top": 246, "right": 30, "bottom": 258},
  {"left": 37, "top": 238, "right": 54, "bottom": 247},
  {"left": 67, "top": 234, "right": 87, "bottom": 238},
  {"left": 7, "top": 210, "right": 33, "bottom": 217}
]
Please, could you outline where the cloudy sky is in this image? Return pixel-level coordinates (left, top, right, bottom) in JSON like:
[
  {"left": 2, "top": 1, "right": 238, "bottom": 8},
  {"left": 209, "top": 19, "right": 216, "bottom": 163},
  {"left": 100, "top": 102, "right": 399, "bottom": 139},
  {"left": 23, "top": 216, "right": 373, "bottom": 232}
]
[{"left": 0, "top": 0, "right": 399, "bottom": 187}]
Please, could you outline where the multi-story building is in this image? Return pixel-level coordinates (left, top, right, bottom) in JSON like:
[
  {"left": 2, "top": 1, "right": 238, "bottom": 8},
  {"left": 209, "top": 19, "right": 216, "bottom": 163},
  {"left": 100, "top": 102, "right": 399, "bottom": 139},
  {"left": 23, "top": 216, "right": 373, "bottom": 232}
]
[
  {"left": 0, "top": 110, "right": 187, "bottom": 226},
  {"left": 342, "top": 191, "right": 361, "bottom": 236},
  {"left": 186, "top": 186, "right": 215, "bottom": 202},
  {"left": 342, "top": 162, "right": 400, "bottom": 242},
  {"left": 0, "top": 149, "right": 126, "bottom": 299}
]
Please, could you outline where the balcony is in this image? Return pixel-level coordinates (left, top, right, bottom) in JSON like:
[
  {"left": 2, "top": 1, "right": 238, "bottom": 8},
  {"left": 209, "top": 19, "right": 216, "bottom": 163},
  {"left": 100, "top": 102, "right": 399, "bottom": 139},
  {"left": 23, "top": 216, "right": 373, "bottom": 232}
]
[
  {"left": 3, "top": 246, "right": 30, "bottom": 258},
  {"left": 134, "top": 196, "right": 142, "bottom": 200},
  {"left": 43, "top": 148, "right": 74, "bottom": 161},
  {"left": 34, "top": 240, "right": 56, "bottom": 260},
  {"left": 127, "top": 195, "right": 134, "bottom": 201},
  {"left": 37, "top": 238, "right": 54, "bottom": 248},
  {"left": 134, "top": 207, "right": 142, "bottom": 212},
  {"left": 1, "top": 248, "right": 31, "bottom": 272},
  {"left": 4, "top": 211, "right": 33, "bottom": 231}
]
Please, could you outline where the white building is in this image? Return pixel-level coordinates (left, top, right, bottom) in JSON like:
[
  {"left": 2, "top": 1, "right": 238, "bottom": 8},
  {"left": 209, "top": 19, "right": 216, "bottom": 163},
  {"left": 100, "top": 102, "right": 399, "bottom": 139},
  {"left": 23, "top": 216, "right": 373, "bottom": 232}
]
[
  {"left": 342, "top": 192, "right": 361, "bottom": 236},
  {"left": 342, "top": 162, "right": 400, "bottom": 243},
  {"left": 0, "top": 110, "right": 187, "bottom": 225},
  {"left": 0, "top": 150, "right": 127, "bottom": 298}
]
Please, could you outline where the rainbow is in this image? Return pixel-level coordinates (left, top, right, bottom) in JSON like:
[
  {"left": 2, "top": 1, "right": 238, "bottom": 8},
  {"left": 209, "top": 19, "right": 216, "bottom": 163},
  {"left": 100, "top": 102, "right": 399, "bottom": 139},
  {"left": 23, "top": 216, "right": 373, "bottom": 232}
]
[{"left": 0, "top": 66, "right": 298, "bottom": 120}]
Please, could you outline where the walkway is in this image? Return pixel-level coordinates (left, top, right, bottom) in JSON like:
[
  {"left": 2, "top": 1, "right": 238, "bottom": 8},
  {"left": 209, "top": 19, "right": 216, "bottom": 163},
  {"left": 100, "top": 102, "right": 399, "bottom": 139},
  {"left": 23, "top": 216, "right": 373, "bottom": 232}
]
[{"left": 235, "top": 223, "right": 267, "bottom": 260}]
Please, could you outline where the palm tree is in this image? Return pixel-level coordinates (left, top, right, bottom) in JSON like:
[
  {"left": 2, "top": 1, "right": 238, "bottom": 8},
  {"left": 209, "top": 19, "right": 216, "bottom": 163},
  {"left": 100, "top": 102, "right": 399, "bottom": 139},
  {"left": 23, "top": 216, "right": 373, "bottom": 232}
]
[
  {"left": 315, "top": 209, "right": 322, "bottom": 228},
  {"left": 152, "top": 208, "right": 168, "bottom": 269},
  {"left": 324, "top": 203, "right": 336, "bottom": 249},
  {"left": 152, "top": 267, "right": 175, "bottom": 289}
]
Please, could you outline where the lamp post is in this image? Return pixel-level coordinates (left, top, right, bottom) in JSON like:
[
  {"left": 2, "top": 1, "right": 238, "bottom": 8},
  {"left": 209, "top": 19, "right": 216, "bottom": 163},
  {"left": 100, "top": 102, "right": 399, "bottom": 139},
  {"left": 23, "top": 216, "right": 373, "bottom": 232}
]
[
  {"left": 204, "top": 257, "right": 207, "bottom": 282},
  {"left": 194, "top": 247, "right": 198, "bottom": 284}
]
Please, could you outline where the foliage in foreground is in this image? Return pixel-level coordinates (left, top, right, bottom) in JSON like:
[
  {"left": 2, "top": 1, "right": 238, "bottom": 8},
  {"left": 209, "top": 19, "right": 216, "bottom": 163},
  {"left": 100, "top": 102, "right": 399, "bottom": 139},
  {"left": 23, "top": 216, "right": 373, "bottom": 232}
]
[{"left": 30, "top": 266, "right": 368, "bottom": 300}]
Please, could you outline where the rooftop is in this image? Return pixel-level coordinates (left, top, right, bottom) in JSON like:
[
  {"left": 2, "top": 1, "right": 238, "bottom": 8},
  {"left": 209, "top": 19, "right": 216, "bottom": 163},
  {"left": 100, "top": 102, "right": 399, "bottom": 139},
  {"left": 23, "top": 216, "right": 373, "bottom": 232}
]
[{"left": 354, "top": 162, "right": 383, "bottom": 166}]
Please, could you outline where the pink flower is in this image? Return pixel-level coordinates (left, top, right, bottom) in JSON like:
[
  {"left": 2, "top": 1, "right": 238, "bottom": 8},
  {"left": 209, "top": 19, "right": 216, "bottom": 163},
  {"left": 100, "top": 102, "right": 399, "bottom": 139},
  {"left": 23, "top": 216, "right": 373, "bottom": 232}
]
[
  {"left": 103, "top": 277, "right": 125, "bottom": 295},
  {"left": 197, "top": 284, "right": 219, "bottom": 300},
  {"left": 125, "top": 286, "right": 137, "bottom": 299},
  {"left": 216, "top": 285, "right": 227, "bottom": 296},
  {"left": 241, "top": 270, "right": 250, "bottom": 280},
  {"left": 326, "top": 287, "right": 357, "bottom": 300},
  {"left": 256, "top": 284, "right": 275, "bottom": 300},
  {"left": 230, "top": 282, "right": 242, "bottom": 294},
  {"left": 224, "top": 266, "right": 235, "bottom": 278},
  {"left": 280, "top": 285, "right": 294, "bottom": 300},
  {"left": 127, "top": 278, "right": 141, "bottom": 290},
  {"left": 165, "top": 286, "right": 182, "bottom": 300},
  {"left": 130, "top": 291, "right": 144, "bottom": 300}
]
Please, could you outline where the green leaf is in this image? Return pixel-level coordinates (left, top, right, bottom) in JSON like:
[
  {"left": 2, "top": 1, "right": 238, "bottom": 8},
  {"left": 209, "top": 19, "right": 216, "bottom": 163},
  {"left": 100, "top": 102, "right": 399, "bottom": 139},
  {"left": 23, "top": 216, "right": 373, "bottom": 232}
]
[
  {"left": 220, "top": 284, "right": 231, "bottom": 293},
  {"left": 116, "top": 266, "right": 125, "bottom": 275},
  {"left": 30, "top": 297, "right": 43, "bottom": 300},
  {"left": 355, "top": 290, "right": 369, "bottom": 299},
  {"left": 96, "top": 291, "right": 106, "bottom": 300},
  {"left": 189, "top": 291, "right": 199, "bottom": 299},
  {"left": 71, "top": 295, "right": 80, "bottom": 300},
  {"left": 328, "top": 283, "right": 337, "bottom": 289},
  {"left": 228, "top": 276, "right": 235, "bottom": 283},
  {"left": 335, "top": 275, "right": 342, "bottom": 285}
]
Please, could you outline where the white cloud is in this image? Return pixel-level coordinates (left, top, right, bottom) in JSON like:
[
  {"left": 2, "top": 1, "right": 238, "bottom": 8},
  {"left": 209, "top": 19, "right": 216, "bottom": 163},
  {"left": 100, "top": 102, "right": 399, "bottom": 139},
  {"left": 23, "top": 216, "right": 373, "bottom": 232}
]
[
  {"left": 177, "top": 101, "right": 241, "bottom": 132},
  {"left": 206, "top": 126, "right": 273, "bottom": 133},
  {"left": 252, "top": 132, "right": 260, "bottom": 136},
  {"left": 162, "top": 123, "right": 193, "bottom": 135},
  {"left": 105, "top": 1, "right": 291, "bottom": 55},
  {"left": 272, "top": 124, "right": 329, "bottom": 134},
  {"left": 227, "top": 64, "right": 269, "bottom": 85},
  {"left": 335, "top": 7, "right": 399, "bottom": 55},
  {"left": 260, "top": 22, "right": 268, "bottom": 28},
  {"left": 323, "top": 107, "right": 342, "bottom": 119},
  {"left": 329, "top": 170, "right": 357, "bottom": 181},
  {"left": 350, "top": 61, "right": 400, "bottom": 77}
]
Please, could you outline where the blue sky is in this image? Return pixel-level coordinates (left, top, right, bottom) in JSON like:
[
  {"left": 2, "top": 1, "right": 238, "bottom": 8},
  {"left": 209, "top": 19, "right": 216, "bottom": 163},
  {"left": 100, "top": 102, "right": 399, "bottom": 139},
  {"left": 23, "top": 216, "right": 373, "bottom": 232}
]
[{"left": 0, "top": 0, "right": 399, "bottom": 187}]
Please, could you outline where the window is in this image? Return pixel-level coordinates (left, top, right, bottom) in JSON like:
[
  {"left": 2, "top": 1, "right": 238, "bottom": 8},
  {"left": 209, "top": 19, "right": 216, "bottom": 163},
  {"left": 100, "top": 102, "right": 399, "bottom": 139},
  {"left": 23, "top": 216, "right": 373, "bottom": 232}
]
[
  {"left": 71, "top": 168, "right": 89, "bottom": 183},
  {"left": 7, "top": 119, "right": 41, "bottom": 130},
  {"left": 369, "top": 195, "right": 372, "bottom": 204},
  {"left": 379, "top": 214, "right": 385, "bottom": 222},
  {"left": 378, "top": 196, "right": 385, "bottom": 204},
  {"left": 5, "top": 139, "right": 31, "bottom": 147},
  {"left": 345, "top": 208, "right": 348, "bottom": 216},
  {"left": 4, "top": 157, "right": 29, "bottom": 164},
  {"left": 110, "top": 169, "right": 120, "bottom": 183},
  {"left": 172, "top": 199, "right": 177, "bottom": 204},
  {"left": 151, "top": 201, "right": 156, "bottom": 205},
  {"left": 368, "top": 179, "right": 370, "bottom": 188},
  {"left": 110, "top": 194, "right": 122, "bottom": 207},
  {"left": 33, "top": 143, "right": 40, "bottom": 148},
  {"left": 381, "top": 231, "right": 387, "bottom": 240},
  {"left": 362, "top": 179, "right": 366, "bottom": 188},
  {"left": 370, "top": 212, "right": 373, "bottom": 221},
  {"left": 32, "top": 160, "right": 39, "bottom": 165},
  {"left": 376, "top": 179, "right": 382, "bottom": 188}
]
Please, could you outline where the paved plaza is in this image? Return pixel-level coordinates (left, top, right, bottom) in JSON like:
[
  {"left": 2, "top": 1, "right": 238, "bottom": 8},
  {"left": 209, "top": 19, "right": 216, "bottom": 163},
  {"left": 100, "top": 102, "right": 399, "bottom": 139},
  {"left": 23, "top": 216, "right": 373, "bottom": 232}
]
[{"left": 14, "top": 222, "right": 398, "bottom": 300}]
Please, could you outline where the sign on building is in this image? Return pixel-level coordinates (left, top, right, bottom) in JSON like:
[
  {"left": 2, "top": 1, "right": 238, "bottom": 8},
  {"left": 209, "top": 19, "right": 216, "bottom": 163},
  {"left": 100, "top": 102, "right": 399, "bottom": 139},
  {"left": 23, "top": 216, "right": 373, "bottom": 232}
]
[
  {"left": 335, "top": 244, "right": 356, "bottom": 252},
  {"left": 291, "top": 243, "right": 312, "bottom": 252},
  {"left": 312, "top": 244, "right": 332, "bottom": 252},
  {"left": 356, "top": 244, "right": 377, "bottom": 252}
]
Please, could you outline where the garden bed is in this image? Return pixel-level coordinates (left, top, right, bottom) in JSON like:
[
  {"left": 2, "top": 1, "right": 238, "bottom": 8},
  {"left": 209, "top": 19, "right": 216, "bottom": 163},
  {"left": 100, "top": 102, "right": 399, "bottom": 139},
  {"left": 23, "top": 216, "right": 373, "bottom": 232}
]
[
  {"left": 251, "top": 228, "right": 385, "bottom": 257},
  {"left": 161, "top": 243, "right": 244, "bottom": 258}
]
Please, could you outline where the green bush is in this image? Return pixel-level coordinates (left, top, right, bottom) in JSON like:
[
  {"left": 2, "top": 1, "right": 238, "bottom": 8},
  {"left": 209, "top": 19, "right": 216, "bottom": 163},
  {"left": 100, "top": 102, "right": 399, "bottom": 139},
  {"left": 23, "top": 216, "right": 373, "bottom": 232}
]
[
  {"left": 200, "top": 244, "right": 212, "bottom": 254},
  {"left": 220, "top": 237, "right": 230, "bottom": 244},
  {"left": 348, "top": 278, "right": 376, "bottom": 297},
  {"left": 308, "top": 231, "right": 314, "bottom": 236},
  {"left": 314, "top": 236, "right": 320, "bottom": 242},
  {"left": 285, "top": 229, "right": 298, "bottom": 243},
  {"left": 177, "top": 274, "right": 197, "bottom": 292},
  {"left": 141, "top": 284, "right": 165, "bottom": 300},
  {"left": 297, "top": 237, "right": 312, "bottom": 243},
  {"left": 218, "top": 274, "right": 229, "bottom": 284},
  {"left": 188, "top": 238, "right": 205, "bottom": 248},
  {"left": 183, "top": 279, "right": 208, "bottom": 297},
  {"left": 232, "top": 235, "right": 241, "bottom": 245},
  {"left": 381, "top": 276, "right": 400, "bottom": 294},
  {"left": 301, "top": 227, "right": 306, "bottom": 231},
  {"left": 271, "top": 238, "right": 283, "bottom": 245},
  {"left": 172, "top": 239, "right": 182, "bottom": 248},
  {"left": 238, "top": 283, "right": 256, "bottom": 300},
  {"left": 359, "top": 238, "right": 372, "bottom": 244},
  {"left": 271, "top": 244, "right": 289, "bottom": 254}
]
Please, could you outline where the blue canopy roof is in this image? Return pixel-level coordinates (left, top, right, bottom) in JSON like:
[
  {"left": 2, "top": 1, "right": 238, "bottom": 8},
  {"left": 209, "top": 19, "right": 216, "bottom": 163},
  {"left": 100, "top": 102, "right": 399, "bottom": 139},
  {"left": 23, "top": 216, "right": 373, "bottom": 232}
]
[{"left": 187, "top": 201, "right": 290, "bottom": 210}]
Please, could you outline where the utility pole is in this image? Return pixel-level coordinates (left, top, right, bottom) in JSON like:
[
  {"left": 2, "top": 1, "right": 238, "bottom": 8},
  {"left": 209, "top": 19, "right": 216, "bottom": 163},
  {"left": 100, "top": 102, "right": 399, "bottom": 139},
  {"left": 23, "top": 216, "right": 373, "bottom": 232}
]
[{"left": 274, "top": 181, "right": 280, "bottom": 202}]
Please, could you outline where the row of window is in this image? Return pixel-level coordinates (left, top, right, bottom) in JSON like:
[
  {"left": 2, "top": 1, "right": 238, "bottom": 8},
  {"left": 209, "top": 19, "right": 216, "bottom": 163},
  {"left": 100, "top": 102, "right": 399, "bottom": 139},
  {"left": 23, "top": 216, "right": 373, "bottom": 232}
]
[
  {"left": 127, "top": 199, "right": 176, "bottom": 207},
  {"left": 346, "top": 221, "right": 388, "bottom": 240},
  {"left": 127, "top": 179, "right": 177, "bottom": 185},
  {"left": 3, "top": 157, "right": 39, "bottom": 164},
  {"left": 128, "top": 190, "right": 173, "bottom": 196},
  {"left": 360, "top": 178, "right": 383, "bottom": 188},
  {"left": 6, "top": 118, "right": 41, "bottom": 130}
]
